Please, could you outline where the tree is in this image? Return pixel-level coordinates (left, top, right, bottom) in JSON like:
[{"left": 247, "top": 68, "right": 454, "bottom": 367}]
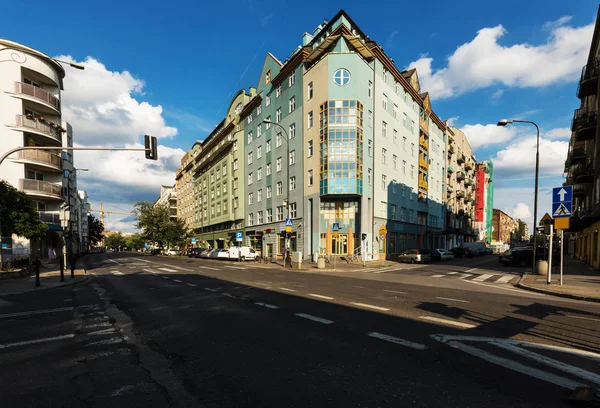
[
  {"left": 134, "top": 201, "right": 188, "bottom": 249},
  {"left": 105, "top": 232, "right": 126, "bottom": 249},
  {"left": 0, "top": 180, "right": 47, "bottom": 240},
  {"left": 517, "top": 219, "right": 527, "bottom": 241},
  {"left": 88, "top": 214, "right": 104, "bottom": 245},
  {"left": 125, "top": 233, "right": 145, "bottom": 250}
]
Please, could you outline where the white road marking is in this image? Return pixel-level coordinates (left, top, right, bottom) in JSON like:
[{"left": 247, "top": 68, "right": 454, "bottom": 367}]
[
  {"left": 565, "top": 314, "right": 600, "bottom": 323},
  {"left": 279, "top": 287, "right": 297, "bottom": 292},
  {"left": 295, "top": 313, "right": 334, "bottom": 324},
  {"left": 463, "top": 279, "right": 546, "bottom": 296},
  {"left": 367, "top": 332, "right": 427, "bottom": 350},
  {"left": 354, "top": 285, "right": 366, "bottom": 289},
  {"left": 495, "top": 275, "right": 514, "bottom": 284},
  {"left": 448, "top": 272, "right": 459, "bottom": 275},
  {"left": 198, "top": 265, "right": 220, "bottom": 271},
  {"left": 173, "top": 279, "right": 183, "bottom": 283},
  {"left": 203, "top": 288, "right": 217, "bottom": 292},
  {"left": 521, "top": 342, "right": 600, "bottom": 363},
  {"left": 158, "top": 267, "right": 177, "bottom": 273},
  {"left": 83, "top": 322, "right": 112, "bottom": 329},
  {"left": 308, "top": 293, "right": 335, "bottom": 300},
  {"left": 86, "top": 337, "right": 125, "bottom": 347},
  {"left": 106, "top": 258, "right": 121, "bottom": 265},
  {"left": 255, "top": 302, "right": 279, "bottom": 309},
  {"left": 431, "top": 274, "right": 445, "bottom": 278},
  {"left": 186, "top": 283, "right": 198, "bottom": 287},
  {"left": 472, "top": 274, "right": 493, "bottom": 282},
  {"left": 88, "top": 328, "right": 119, "bottom": 336},
  {"left": 448, "top": 341, "right": 584, "bottom": 390},
  {"left": 493, "top": 341, "right": 600, "bottom": 386},
  {"left": 160, "top": 276, "right": 170, "bottom": 280},
  {"left": 350, "top": 302, "right": 390, "bottom": 312},
  {"left": 143, "top": 269, "right": 159, "bottom": 274},
  {"left": 0, "top": 307, "right": 73, "bottom": 319},
  {"left": 436, "top": 297, "right": 470, "bottom": 303},
  {"left": 419, "top": 316, "right": 476, "bottom": 329},
  {"left": 459, "top": 273, "right": 472, "bottom": 279},
  {"left": 162, "top": 264, "right": 193, "bottom": 271},
  {"left": 227, "top": 265, "right": 246, "bottom": 270},
  {"left": 110, "top": 383, "right": 145, "bottom": 397},
  {"left": 0, "top": 334, "right": 74, "bottom": 349},
  {"left": 383, "top": 290, "right": 407, "bottom": 295},
  {"left": 465, "top": 267, "right": 478, "bottom": 273},
  {"left": 111, "top": 271, "right": 125, "bottom": 276},
  {"left": 135, "top": 259, "right": 151, "bottom": 263}
]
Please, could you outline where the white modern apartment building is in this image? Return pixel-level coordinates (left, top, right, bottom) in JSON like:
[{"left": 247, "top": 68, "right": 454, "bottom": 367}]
[
  {"left": 0, "top": 39, "right": 78, "bottom": 260},
  {"left": 154, "top": 185, "right": 177, "bottom": 220}
]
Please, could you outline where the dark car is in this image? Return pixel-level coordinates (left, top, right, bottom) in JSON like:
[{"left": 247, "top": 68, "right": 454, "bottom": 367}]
[
  {"left": 190, "top": 248, "right": 202, "bottom": 258},
  {"left": 499, "top": 248, "right": 545, "bottom": 266},
  {"left": 449, "top": 247, "right": 475, "bottom": 258},
  {"left": 150, "top": 249, "right": 160, "bottom": 255},
  {"left": 186, "top": 248, "right": 193, "bottom": 257}
]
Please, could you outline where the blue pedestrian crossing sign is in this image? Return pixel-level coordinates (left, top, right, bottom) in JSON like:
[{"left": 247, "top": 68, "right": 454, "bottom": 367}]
[
  {"left": 191, "top": 238, "right": 196, "bottom": 244},
  {"left": 552, "top": 186, "right": 573, "bottom": 219},
  {"left": 332, "top": 222, "right": 340, "bottom": 232},
  {"left": 235, "top": 232, "right": 243, "bottom": 241},
  {"left": 285, "top": 218, "right": 293, "bottom": 227}
]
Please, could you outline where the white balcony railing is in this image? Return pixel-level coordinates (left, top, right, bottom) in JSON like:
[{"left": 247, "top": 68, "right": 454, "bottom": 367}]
[
  {"left": 19, "top": 178, "right": 62, "bottom": 198},
  {"left": 15, "top": 115, "right": 62, "bottom": 141},
  {"left": 17, "top": 150, "right": 62, "bottom": 168},
  {"left": 14, "top": 82, "right": 60, "bottom": 110},
  {"left": 38, "top": 211, "right": 61, "bottom": 224}
]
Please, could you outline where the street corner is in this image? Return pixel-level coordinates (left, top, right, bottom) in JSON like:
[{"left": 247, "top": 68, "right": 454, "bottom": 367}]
[{"left": 516, "top": 274, "right": 600, "bottom": 303}]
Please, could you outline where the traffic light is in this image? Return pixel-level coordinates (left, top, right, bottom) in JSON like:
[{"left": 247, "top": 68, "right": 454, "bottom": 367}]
[{"left": 144, "top": 134, "right": 158, "bottom": 160}]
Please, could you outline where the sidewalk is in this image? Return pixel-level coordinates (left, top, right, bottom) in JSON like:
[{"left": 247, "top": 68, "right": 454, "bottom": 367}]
[
  {"left": 0, "top": 259, "right": 88, "bottom": 297},
  {"left": 270, "top": 257, "right": 397, "bottom": 271},
  {"left": 516, "top": 257, "right": 600, "bottom": 303}
]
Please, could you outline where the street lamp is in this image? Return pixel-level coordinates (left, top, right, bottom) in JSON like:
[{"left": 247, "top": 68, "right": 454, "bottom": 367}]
[
  {"left": 497, "top": 118, "right": 540, "bottom": 274},
  {"left": 262, "top": 119, "right": 291, "bottom": 266},
  {"left": 63, "top": 167, "right": 88, "bottom": 279}
]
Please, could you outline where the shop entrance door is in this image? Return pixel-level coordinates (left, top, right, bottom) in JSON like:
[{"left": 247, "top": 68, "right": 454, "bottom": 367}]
[{"left": 331, "top": 234, "right": 349, "bottom": 255}]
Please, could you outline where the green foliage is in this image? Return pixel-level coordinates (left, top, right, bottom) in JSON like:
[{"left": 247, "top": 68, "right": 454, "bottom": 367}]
[
  {"left": 88, "top": 214, "right": 104, "bottom": 245},
  {"left": 133, "top": 201, "right": 188, "bottom": 249},
  {"left": 0, "top": 180, "right": 47, "bottom": 239},
  {"left": 517, "top": 219, "right": 527, "bottom": 241},
  {"left": 105, "top": 232, "right": 126, "bottom": 249},
  {"left": 125, "top": 233, "right": 145, "bottom": 250}
]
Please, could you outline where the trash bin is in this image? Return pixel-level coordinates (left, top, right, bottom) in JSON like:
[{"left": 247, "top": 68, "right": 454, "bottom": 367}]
[
  {"left": 536, "top": 260, "right": 548, "bottom": 276},
  {"left": 291, "top": 251, "right": 302, "bottom": 269},
  {"left": 317, "top": 257, "right": 326, "bottom": 269}
]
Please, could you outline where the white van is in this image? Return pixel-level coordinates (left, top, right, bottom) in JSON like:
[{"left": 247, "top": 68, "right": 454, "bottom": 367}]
[
  {"left": 461, "top": 241, "right": 487, "bottom": 256},
  {"left": 227, "top": 246, "right": 259, "bottom": 261}
]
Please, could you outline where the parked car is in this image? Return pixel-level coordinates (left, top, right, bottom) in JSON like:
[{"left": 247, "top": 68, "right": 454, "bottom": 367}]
[
  {"left": 499, "top": 247, "right": 546, "bottom": 266},
  {"left": 449, "top": 247, "right": 476, "bottom": 258},
  {"left": 166, "top": 249, "right": 181, "bottom": 256},
  {"left": 228, "top": 246, "right": 259, "bottom": 261},
  {"left": 150, "top": 249, "right": 160, "bottom": 255},
  {"left": 398, "top": 249, "right": 431, "bottom": 263},
  {"left": 188, "top": 248, "right": 201, "bottom": 258},
  {"left": 461, "top": 241, "right": 487, "bottom": 256},
  {"left": 209, "top": 249, "right": 222, "bottom": 258},
  {"left": 186, "top": 248, "right": 193, "bottom": 257},
  {"left": 199, "top": 249, "right": 212, "bottom": 258},
  {"left": 431, "top": 249, "right": 454, "bottom": 261},
  {"left": 215, "top": 249, "right": 233, "bottom": 259}
]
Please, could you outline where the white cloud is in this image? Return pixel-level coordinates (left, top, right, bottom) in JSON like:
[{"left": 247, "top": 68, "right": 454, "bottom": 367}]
[
  {"left": 542, "top": 16, "right": 572, "bottom": 32},
  {"left": 511, "top": 203, "right": 532, "bottom": 221},
  {"left": 544, "top": 127, "right": 571, "bottom": 140},
  {"left": 56, "top": 55, "right": 178, "bottom": 145},
  {"left": 494, "top": 187, "right": 553, "bottom": 233},
  {"left": 446, "top": 116, "right": 460, "bottom": 127},
  {"left": 408, "top": 20, "right": 593, "bottom": 99},
  {"left": 493, "top": 136, "right": 569, "bottom": 177},
  {"left": 491, "top": 89, "right": 504, "bottom": 102},
  {"left": 460, "top": 123, "right": 517, "bottom": 151}
]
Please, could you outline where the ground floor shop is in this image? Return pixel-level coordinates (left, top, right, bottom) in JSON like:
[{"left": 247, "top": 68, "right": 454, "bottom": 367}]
[{"left": 571, "top": 219, "right": 600, "bottom": 270}]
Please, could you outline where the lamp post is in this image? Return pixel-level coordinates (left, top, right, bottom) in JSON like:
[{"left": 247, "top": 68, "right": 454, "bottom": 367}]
[
  {"left": 263, "top": 120, "right": 290, "bottom": 266},
  {"left": 497, "top": 119, "right": 540, "bottom": 274},
  {"left": 64, "top": 168, "right": 88, "bottom": 278}
]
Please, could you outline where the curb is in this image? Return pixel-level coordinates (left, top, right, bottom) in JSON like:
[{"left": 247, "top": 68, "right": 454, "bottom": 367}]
[
  {"left": 516, "top": 274, "right": 600, "bottom": 303},
  {"left": 0, "top": 274, "right": 89, "bottom": 298}
]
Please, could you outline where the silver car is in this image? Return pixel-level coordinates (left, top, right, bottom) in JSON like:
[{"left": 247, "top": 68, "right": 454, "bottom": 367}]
[{"left": 398, "top": 249, "right": 431, "bottom": 264}]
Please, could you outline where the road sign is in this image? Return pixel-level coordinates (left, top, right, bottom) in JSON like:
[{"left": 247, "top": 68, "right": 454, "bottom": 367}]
[
  {"left": 552, "top": 201, "right": 572, "bottom": 218},
  {"left": 555, "top": 217, "right": 570, "bottom": 230},
  {"left": 379, "top": 234, "right": 386, "bottom": 241},
  {"left": 332, "top": 222, "right": 340, "bottom": 232},
  {"left": 378, "top": 225, "right": 387, "bottom": 235},
  {"left": 235, "top": 232, "right": 243, "bottom": 242},
  {"left": 535, "top": 226, "right": 545, "bottom": 233},
  {"left": 553, "top": 186, "right": 573, "bottom": 204},
  {"left": 539, "top": 213, "right": 552, "bottom": 226},
  {"left": 191, "top": 238, "right": 197, "bottom": 244},
  {"left": 333, "top": 231, "right": 339, "bottom": 238},
  {"left": 552, "top": 186, "right": 572, "bottom": 219},
  {"left": 285, "top": 218, "right": 293, "bottom": 227},
  {"left": 285, "top": 226, "right": 292, "bottom": 233}
]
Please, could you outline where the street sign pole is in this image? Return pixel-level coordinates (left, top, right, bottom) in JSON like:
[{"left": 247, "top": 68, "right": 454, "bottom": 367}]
[
  {"left": 547, "top": 224, "right": 553, "bottom": 285},
  {"left": 560, "top": 229, "right": 564, "bottom": 286}
]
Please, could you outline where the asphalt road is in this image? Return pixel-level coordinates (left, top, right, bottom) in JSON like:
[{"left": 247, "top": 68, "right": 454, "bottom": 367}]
[{"left": 1, "top": 251, "right": 599, "bottom": 407}]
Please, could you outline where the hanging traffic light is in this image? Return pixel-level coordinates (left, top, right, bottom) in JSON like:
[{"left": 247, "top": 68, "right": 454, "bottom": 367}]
[{"left": 144, "top": 134, "right": 158, "bottom": 160}]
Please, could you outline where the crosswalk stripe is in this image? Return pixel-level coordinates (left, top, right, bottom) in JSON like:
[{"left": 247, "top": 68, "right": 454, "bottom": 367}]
[
  {"left": 158, "top": 267, "right": 177, "bottom": 273},
  {"left": 431, "top": 274, "right": 445, "bottom": 278},
  {"left": 111, "top": 271, "right": 125, "bottom": 276},
  {"left": 495, "top": 275, "right": 513, "bottom": 284},
  {"left": 473, "top": 274, "right": 493, "bottom": 282}
]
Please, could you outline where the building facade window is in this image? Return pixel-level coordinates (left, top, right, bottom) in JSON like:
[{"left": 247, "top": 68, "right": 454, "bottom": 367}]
[
  {"left": 276, "top": 157, "right": 282, "bottom": 172},
  {"left": 266, "top": 140, "right": 271, "bottom": 152},
  {"left": 308, "top": 111, "right": 313, "bottom": 128},
  {"left": 289, "top": 123, "right": 296, "bottom": 138},
  {"left": 382, "top": 174, "right": 387, "bottom": 190},
  {"left": 248, "top": 213, "right": 253, "bottom": 226},
  {"left": 266, "top": 94, "right": 271, "bottom": 106},
  {"left": 257, "top": 189, "right": 262, "bottom": 202},
  {"left": 276, "top": 133, "right": 282, "bottom": 147},
  {"left": 307, "top": 140, "right": 313, "bottom": 157},
  {"left": 267, "top": 186, "right": 272, "bottom": 198},
  {"left": 289, "top": 203, "right": 297, "bottom": 218},
  {"left": 248, "top": 192, "right": 253, "bottom": 205},
  {"left": 257, "top": 145, "right": 262, "bottom": 159},
  {"left": 265, "top": 117, "right": 271, "bottom": 129},
  {"left": 289, "top": 176, "right": 296, "bottom": 191},
  {"left": 257, "top": 211, "right": 263, "bottom": 224},
  {"left": 257, "top": 124, "right": 262, "bottom": 137},
  {"left": 247, "top": 152, "right": 253, "bottom": 165},
  {"left": 308, "top": 169, "right": 313, "bottom": 186},
  {"left": 248, "top": 172, "right": 253, "bottom": 185},
  {"left": 308, "top": 82, "right": 313, "bottom": 100},
  {"left": 276, "top": 83, "right": 281, "bottom": 97},
  {"left": 289, "top": 96, "right": 295, "bottom": 113},
  {"left": 276, "top": 181, "right": 282, "bottom": 196},
  {"left": 266, "top": 208, "right": 272, "bottom": 222},
  {"left": 289, "top": 150, "right": 295, "bottom": 165},
  {"left": 393, "top": 154, "right": 397, "bottom": 169},
  {"left": 382, "top": 148, "right": 387, "bottom": 164},
  {"left": 276, "top": 206, "right": 284, "bottom": 221},
  {"left": 276, "top": 108, "right": 282, "bottom": 123},
  {"left": 248, "top": 131, "right": 253, "bottom": 144},
  {"left": 382, "top": 121, "right": 387, "bottom": 138},
  {"left": 266, "top": 163, "right": 271, "bottom": 175},
  {"left": 289, "top": 71, "right": 295, "bottom": 86},
  {"left": 368, "top": 168, "right": 372, "bottom": 185},
  {"left": 257, "top": 167, "right": 262, "bottom": 180},
  {"left": 333, "top": 68, "right": 351, "bottom": 86}
]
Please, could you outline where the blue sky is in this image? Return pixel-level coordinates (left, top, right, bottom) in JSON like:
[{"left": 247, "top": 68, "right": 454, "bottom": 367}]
[{"left": 2, "top": 0, "right": 597, "bottom": 231}]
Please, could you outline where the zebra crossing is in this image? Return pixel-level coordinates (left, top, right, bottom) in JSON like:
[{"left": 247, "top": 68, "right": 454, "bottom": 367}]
[{"left": 430, "top": 272, "right": 519, "bottom": 284}]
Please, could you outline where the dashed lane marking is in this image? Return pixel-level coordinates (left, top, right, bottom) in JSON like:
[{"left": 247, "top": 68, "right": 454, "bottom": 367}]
[
  {"left": 86, "top": 337, "right": 126, "bottom": 347},
  {"left": 203, "top": 288, "right": 217, "bottom": 292},
  {"left": 186, "top": 283, "right": 198, "bottom": 287},
  {"left": 383, "top": 290, "right": 408, "bottom": 295},
  {"left": 173, "top": 279, "right": 183, "bottom": 283},
  {"left": 436, "top": 296, "right": 470, "bottom": 303},
  {"left": 431, "top": 274, "right": 445, "bottom": 278},
  {"left": 198, "top": 266, "right": 220, "bottom": 271},
  {"left": 0, "top": 334, "right": 74, "bottom": 349},
  {"left": 448, "top": 272, "right": 459, "bottom": 275},
  {"left": 465, "top": 267, "right": 479, "bottom": 273},
  {"left": 0, "top": 307, "right": 73, "bottom": 319},
  {"left": 367, "top": 332, "right": 427, "bottom": 350},
  {"left": 111, "top": 271, "right": 125, "bottom": 276},
  {"left": 255, "top": 302, "right": 279, "bottom": 309},
  {"left": 308, "top": 293, "right": 335, "bottom": 300},
  {"left": 161, "top": 264, "right": 193, "bottom": 271},
  {"left": 88, "top": 328, "right": 119, "bottom": 336},
  {"left": 419, "top": 316, "right": 476, "bottom": 329},
  {"left": 350, "top": 302, "right": 390, "bottom": 312},
  {"left": 279, "top": 287, "right": 297, "bottom": 292},
  {"left": 158, "top": 267, "right": 177, "bottom": 273},
  {"left": 143, "top": 269, "right": 159, "bottom": 274},
  {"left": 295, "top": 313, "right": 334, "bottom": 325}
]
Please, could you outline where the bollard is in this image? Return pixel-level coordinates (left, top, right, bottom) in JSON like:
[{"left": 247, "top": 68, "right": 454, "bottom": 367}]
[
  {"left": 59, "top": 256, "right": 64, "bottom": 282},
  {"left": 35, "top": 258, "right": 40, "bottom": 287},
  {"left": 70, "top": 253, "right": 75, "bottom": 279}
]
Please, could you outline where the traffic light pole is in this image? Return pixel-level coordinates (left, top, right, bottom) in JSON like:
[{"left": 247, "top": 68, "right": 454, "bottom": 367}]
[{"left": 0, "top": 146, "right": 154, "bottom": 167}]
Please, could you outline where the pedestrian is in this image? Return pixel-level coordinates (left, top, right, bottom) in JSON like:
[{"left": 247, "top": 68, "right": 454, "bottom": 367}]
[{"left": 48, "top": 247, "right": 55, "bottom": 262}]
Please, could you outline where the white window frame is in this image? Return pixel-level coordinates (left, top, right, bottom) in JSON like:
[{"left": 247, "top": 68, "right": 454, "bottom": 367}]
[
  {"left": 266, "top": 140, "right": 271, "bottom": 152},
  {"left": 289, "top": 123, "right": 296, "bottom": 139},
  {"left": 257, "top": 167, "right": 262, "bottom": 181},
  {"left": 308, "top": 111, "right": 313, "bottom": 128},
  {"left": 289, "top": 71, "right": 295, "bottom": 86},
  {"left": 267, "top": 186, "right": 272, "bottom": 198},
  {"left": 289, "top": 96, "right": 295, "bottom": 113},
  {"left": 289, "top": 176, "right": 296, "bottom": 191},
  {"left": 308, "top": 169, "right": 314, "bottom": 186},
  {"left": 276, "top": 157, "right": 282, "bottom": 172},
  {"left": 382, "top": 174, "right": 387, "bottom": 190},
  {"left": 308, "top": 82, "right": 313, "bottom": 100},
  {"left": 266, "top": 208, "right": 273, "bottom": 222},
  {"left": 257, "top": 145, "right": 262, "bottom": 159},
  {"left": 289, "top": 150, "right": 295, "bottom": 165},
  {"left": 307, "top": 140, "right": 313, "bottom": 157},
  {"left": 276, "top": 108, "right": 282, "bottom": 123},
  {"left": 276, "top": 181, "right": 282, "bottom": 196}
]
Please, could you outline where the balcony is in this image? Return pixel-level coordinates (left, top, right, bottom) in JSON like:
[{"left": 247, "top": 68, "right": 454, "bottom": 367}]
[
  {"left": 573, "top": 183, "right": 589, "bottom": 197},
  {"left": 419, "top": 116, "right": 429, "bottom": 134},
  {"left": 448, "top": 142, "right": 455, "bottom": 154},
  {"left": 464, "top": 161, "right": 473, "bottom": 171},
  {"left": 13, "top": 115, "right": 62, "bottom": 142},
  {"left": 19, "top": 178, "right": 62, "bottom": 199},
  {"left": 577, "top": 58, "right": 600, "bottom": 99},
  {"left": 464, "top": 194, "right": 472, "bottom": 202},
  {"left": 573, "top": 162, "right": 594, "bottom": 184},
  {"left": 447, "top": 164, "right": 454, "bottom": 173},
  {"left": 446, "top": 184, "right": 454, "bottom": 193},
  {"left": 419, "top": 136, "right": 428, "bottom": 150},
  {"left": 569, "top": 147, "right": 587, "bottom": 165},
  {"left": 38, "top": 211, "right": 61, "bottom": 225},
  {"left": 418, "top": 180, "right": 428, "bottom": 191},
  {"left": 465, "top": 178, "right": 474, "bottom": 187},
  {"left": 13, "top": 82, "right": 60, "bottom": 112},
  {"left": 419, "top": 158, "right": 428, "bottom": 170},
  {"left": 456, "top": 171, "right": 466, "bottom": 181},
  {"left": 456, "top": 191, "right": 465, "bottom": 199},
  {"left": 457, "top": 154, "right": 465, "bottom": 164},
  {"left": 571, "top": 108, "right": 597, "bottom": 142},
  {"left": 15, "top": 150, "right": 62, "bottom": 170}
]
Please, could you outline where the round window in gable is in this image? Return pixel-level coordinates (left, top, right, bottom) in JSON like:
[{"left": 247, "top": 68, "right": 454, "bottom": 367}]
[{"left": 333, "top": 68, "right": 351, "bottom": 86}]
